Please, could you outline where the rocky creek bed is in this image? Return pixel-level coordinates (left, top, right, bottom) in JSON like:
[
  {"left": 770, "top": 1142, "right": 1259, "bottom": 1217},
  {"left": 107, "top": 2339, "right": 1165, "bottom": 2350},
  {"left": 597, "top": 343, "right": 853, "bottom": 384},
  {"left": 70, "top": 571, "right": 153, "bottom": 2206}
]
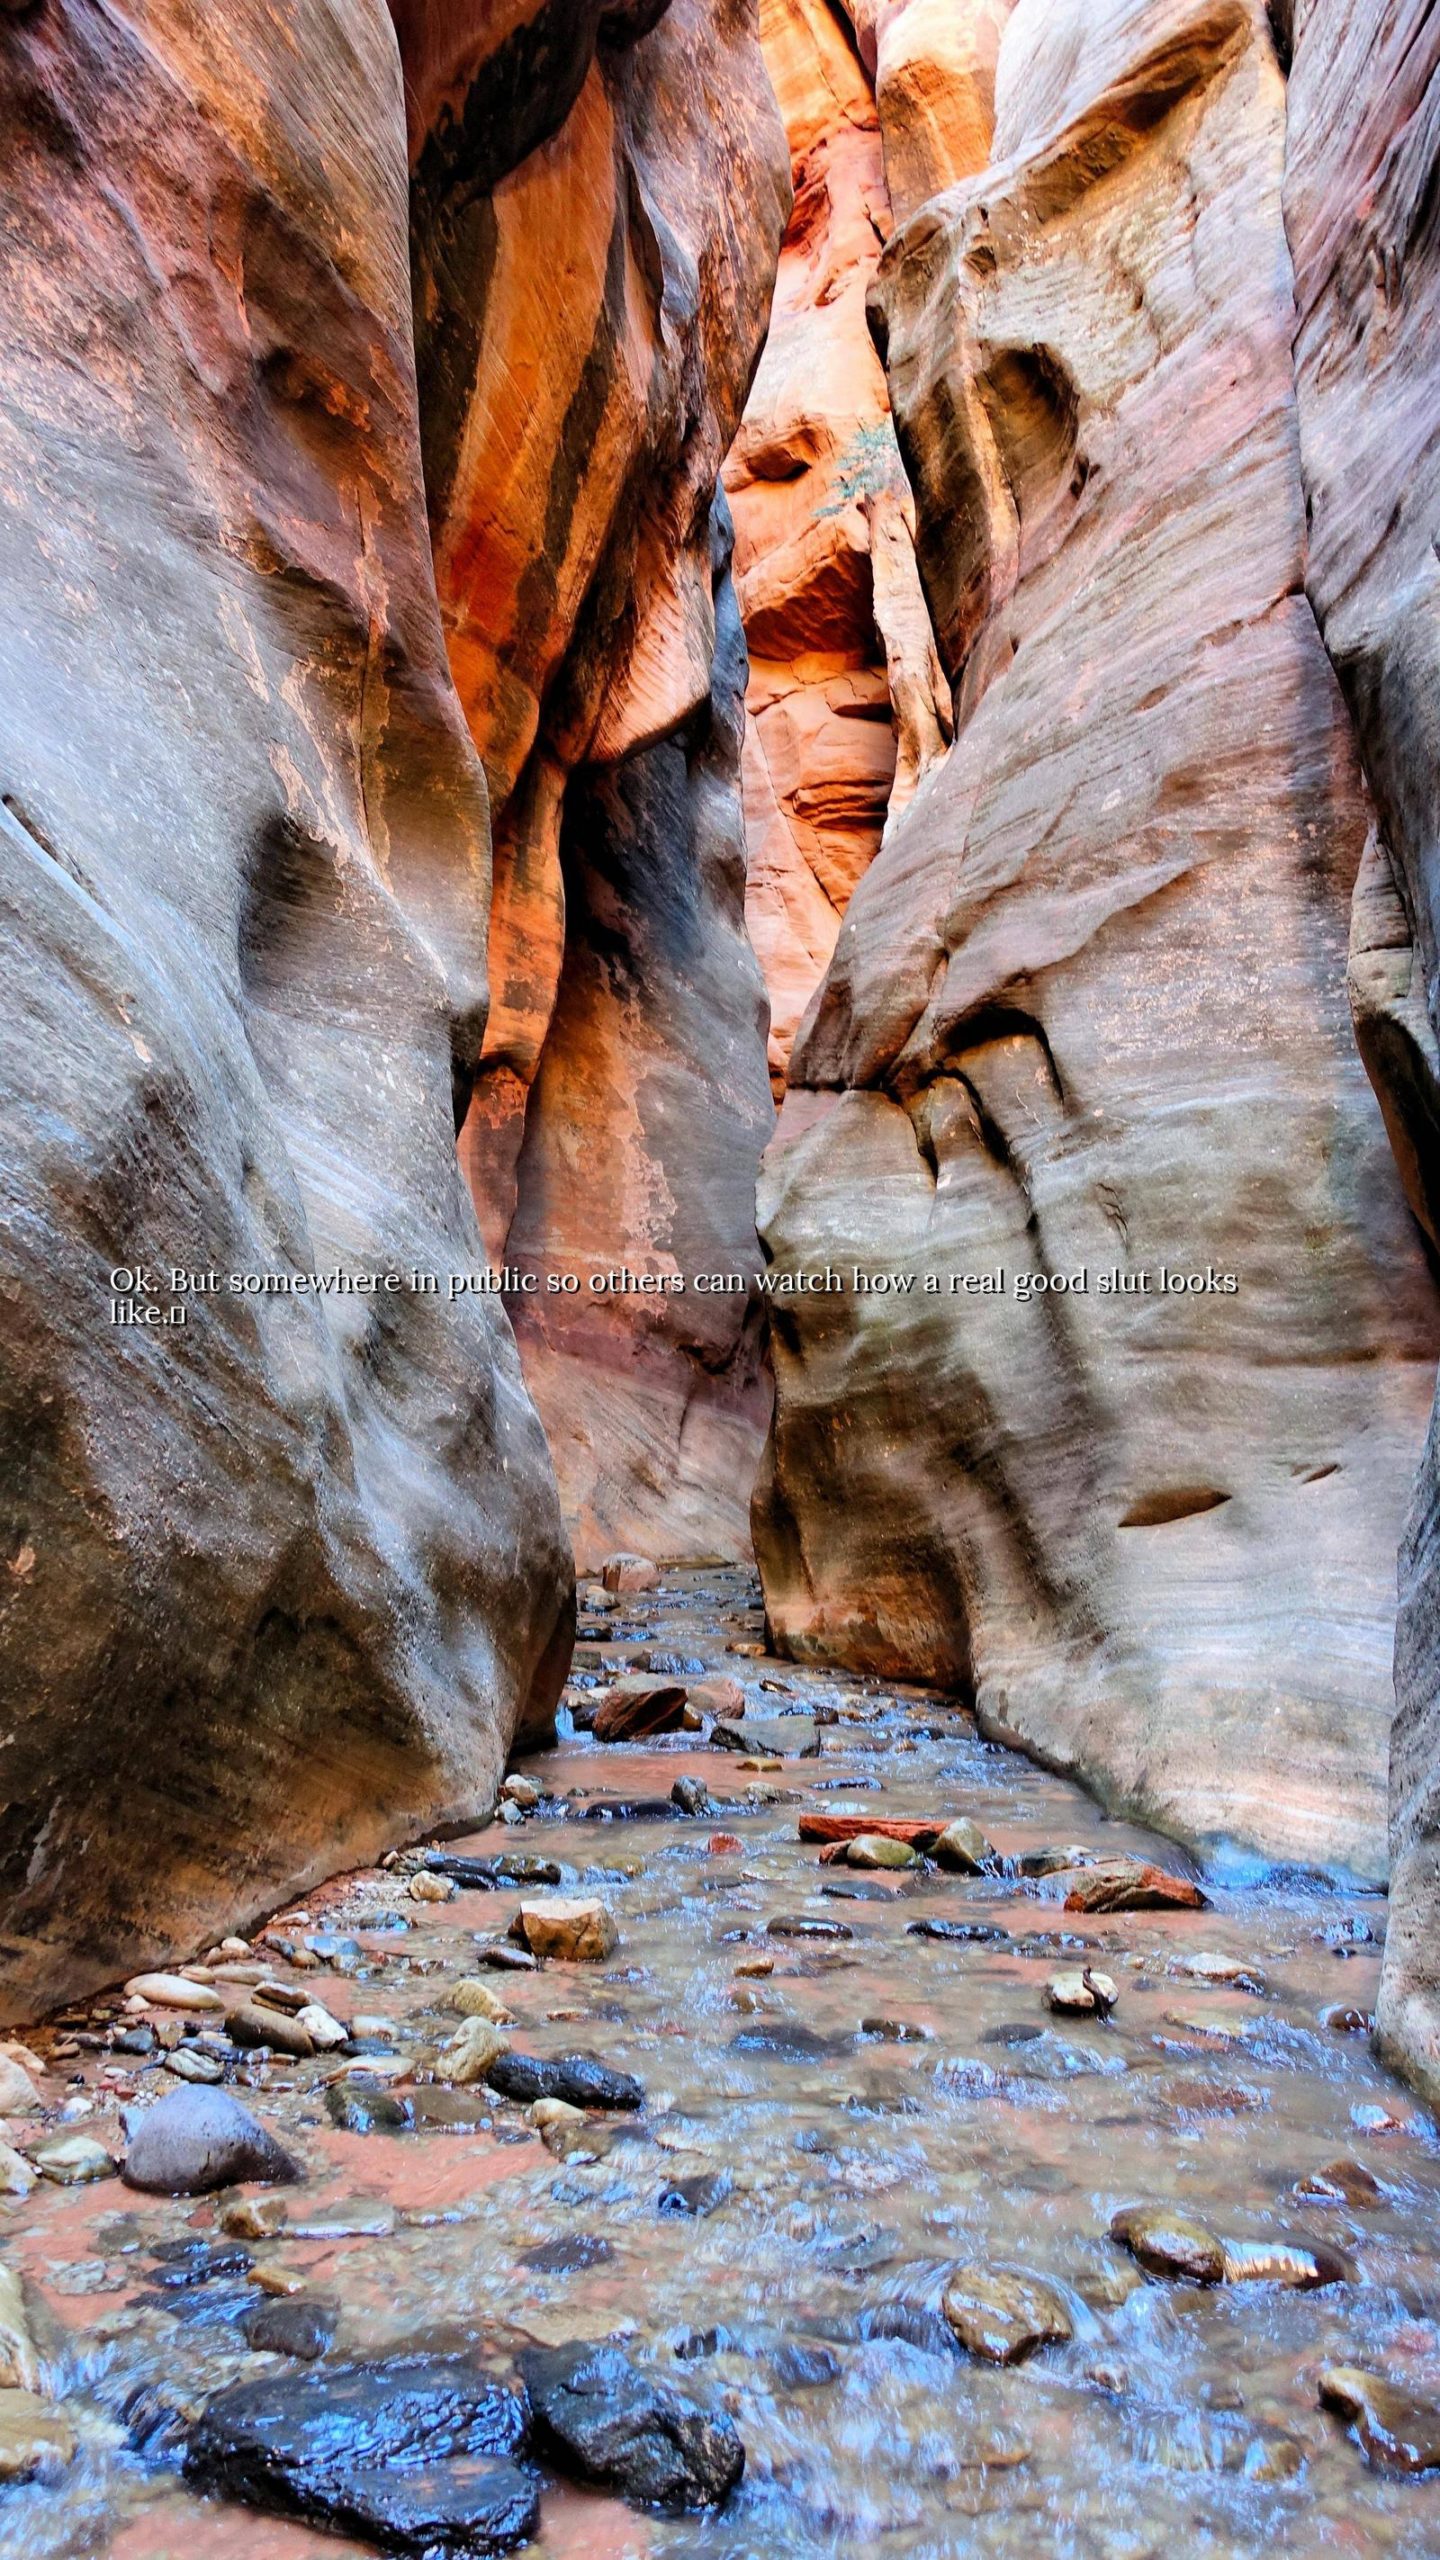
[{"left": 2, "top": 1565, "right": 1440, "bottom": 2558}]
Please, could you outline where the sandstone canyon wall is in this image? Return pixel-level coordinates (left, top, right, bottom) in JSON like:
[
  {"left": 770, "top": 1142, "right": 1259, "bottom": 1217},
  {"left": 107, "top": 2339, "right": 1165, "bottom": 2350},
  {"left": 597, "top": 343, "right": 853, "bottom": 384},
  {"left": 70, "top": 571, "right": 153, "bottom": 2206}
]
[
  {"left": 0, "top": 0, "right": 574, "bottom": 2017},
  {"left": 727, "top": 0, "right": 952, "bottom": 1093},
  {"left": 751, "top": 0, "right": 1440, "bottom": 1891},
  {"left": 398, "top": 0, "right": 788, "bottom": 1566},
  {"left": 1282, "top": 0, "right": 1440, "bottom": 2099}
]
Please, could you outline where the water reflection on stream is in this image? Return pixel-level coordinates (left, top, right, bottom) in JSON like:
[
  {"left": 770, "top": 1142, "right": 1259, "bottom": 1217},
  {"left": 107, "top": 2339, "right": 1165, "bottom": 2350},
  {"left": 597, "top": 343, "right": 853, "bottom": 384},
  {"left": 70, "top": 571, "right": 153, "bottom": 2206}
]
[{"left": 7, "top": 1566, "right": 1440, "bottom": 2558}]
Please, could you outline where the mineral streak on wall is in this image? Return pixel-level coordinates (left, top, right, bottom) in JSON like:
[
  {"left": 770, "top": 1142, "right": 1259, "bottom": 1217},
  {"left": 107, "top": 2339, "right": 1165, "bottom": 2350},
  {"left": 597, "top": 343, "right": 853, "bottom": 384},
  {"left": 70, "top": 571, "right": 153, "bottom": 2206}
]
[
  {"left": 395, "top": 0, "right": 789, "bottom": 1567},
  {"left": 0, "top": 0, "right": 573, "bottom": 2017},
  {"left": 750, "top": 0, "right": 1440, "bottom": 1899}
]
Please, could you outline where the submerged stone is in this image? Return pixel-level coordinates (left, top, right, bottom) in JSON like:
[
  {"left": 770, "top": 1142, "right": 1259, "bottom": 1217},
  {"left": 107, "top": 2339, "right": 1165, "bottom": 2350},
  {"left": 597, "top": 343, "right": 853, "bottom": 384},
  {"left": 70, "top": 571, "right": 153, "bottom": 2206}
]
[
  {"left": 1319, "top": 2366, "right": 1440, "bottom": 2474},
  {"left": 242, "top": 2296, "right": 337, "bottom": 2362},
  {"left": 1294, "top": 2157, "right": 1381, "bottom": 2207},
  {"left": 942, "top": 2267, "right": 1073, "bottom": 2365},
  {"left": 325, "top": 2082, "right": 414, "bottom": 2135}
]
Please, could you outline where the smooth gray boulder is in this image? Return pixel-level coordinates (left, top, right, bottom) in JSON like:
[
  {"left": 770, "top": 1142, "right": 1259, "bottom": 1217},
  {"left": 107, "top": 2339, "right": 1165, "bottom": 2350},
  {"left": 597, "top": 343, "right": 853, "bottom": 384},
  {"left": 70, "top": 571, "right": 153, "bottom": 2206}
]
[{"left": 122, "top": 2087, "right": 301, "bottom": 2196}]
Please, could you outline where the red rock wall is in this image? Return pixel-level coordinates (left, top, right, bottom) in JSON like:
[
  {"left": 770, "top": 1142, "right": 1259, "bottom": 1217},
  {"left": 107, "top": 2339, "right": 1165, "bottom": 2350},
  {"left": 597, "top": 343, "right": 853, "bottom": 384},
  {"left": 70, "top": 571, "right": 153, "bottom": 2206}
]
[
  {"left": 751, "top": 0, "right": 1440, "bottom": 1886},
  {"left": 1283, "top": 0, "right": 1440, "bottom": 2101},
  {"left": 398, "top": 0, "right": 788, "bottom": 1566},
  {"left": 0, "top": 0, "right": 572, "bottom": 2016},
  {"left": 727, "top": 0, "right": 952, "bottom": 1094}
]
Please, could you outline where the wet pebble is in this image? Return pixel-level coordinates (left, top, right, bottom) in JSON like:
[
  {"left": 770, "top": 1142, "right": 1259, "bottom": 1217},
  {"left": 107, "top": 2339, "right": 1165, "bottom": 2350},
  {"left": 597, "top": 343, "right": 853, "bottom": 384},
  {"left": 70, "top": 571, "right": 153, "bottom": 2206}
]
[{"left": 942, "top": 2266, "right": 1074, "bottom": 2365}]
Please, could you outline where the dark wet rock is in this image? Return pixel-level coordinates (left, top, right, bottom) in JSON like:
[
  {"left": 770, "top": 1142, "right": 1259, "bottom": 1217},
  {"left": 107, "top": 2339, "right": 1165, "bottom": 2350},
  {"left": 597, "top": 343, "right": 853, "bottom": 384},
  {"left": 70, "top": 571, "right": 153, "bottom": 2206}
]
[
  {"left": 1061, "top": 1860, "right": 1208, "bottom": 1914},
  {"left": 185, "top": 2354, "right": 532, "bottom": 2550},
  {"left": 770, "top": 2342, "right": 841, "bottom": 2390},
  {"left": 485, "top": 2052, "right": 644, "bottom": 2111},
  {"left": 1110, "top": 2207, "right": 1226, "bottom": 2284},
  {"left": 113, "top": 2026, "right": 156, "bottom": 2056},
  {"left": 150, "top": 2239, "right": 253, "bottom": 2289},
  {"left": 428, "top": 1852, "right": 562, "bottom": 1888},
  {"left": 861, "top": 2017, "right": 932, "bottom": 2042},
  {"left": 575, "top": 1798, "right": 675, "bottom": 1822},
  {"left": 521, "top": 2234, "right": 615, "bottom": 2274},
  {"left": 1319, "top": 2367, "right": 1440, "bottom": 2474},
  {"left": 478, "top": 1945, "right": 540, "bottom": 1972},
  {"left": 821, "top": 1880, "right": 897, "bottom": 1902},
  {"left": 593, "top": 1679, "right": 689, "bottom": 1742},
  {"left": 243, "top": 2297, "right": 337, "bottom": 2362},
  {"left": 766, "top": 1916, "right": 853, "bottom": 1941},
  {"left": 907, "top": 1920, "right": 1011, "bottom": 1946},
  {"left": 1295, "top": 2158, "right": 1382, "bottom": 2207},
  {"left": 709, "top": 1722, "right": 749, "bottom": 1753},
  {"left": 671, "top": 1776, "right": 714, "bottom": 1817},
  {"left": 123, "top": 2088, "right": 301, "bottom": 2196},
  {"left": 979, "top": 2022, "right": 1045, "bottom": 2048},
  {"left": 518, "top": 2339, "right": 743, "bottom": 2512},
  {"left": 325, "top": 2082, "right": 414, "bottom": 2135},
  {"left": 942, "top": 2267, "right": 1073, "bottom": 2365},
  {"left": 658, "top": 2171, "right": 732, "bottom": 2218},
  {"left": 308, "top": 2459, "right": 541, "bottom": 2553}
]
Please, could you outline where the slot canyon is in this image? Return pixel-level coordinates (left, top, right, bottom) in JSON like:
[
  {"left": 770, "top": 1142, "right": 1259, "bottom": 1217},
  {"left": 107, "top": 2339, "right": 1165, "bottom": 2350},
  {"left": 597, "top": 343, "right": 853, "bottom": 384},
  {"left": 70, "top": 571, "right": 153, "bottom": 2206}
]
[{"left": 3, "top": 0, "right": 1440, "bottom": 2552}]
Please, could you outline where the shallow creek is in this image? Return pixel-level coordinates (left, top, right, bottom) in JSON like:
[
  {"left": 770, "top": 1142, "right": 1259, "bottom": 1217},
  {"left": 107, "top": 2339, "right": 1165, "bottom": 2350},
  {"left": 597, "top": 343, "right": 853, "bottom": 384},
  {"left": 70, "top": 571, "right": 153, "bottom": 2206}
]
[{"left": 7, "top": 1565, "right": 1440, "bottom": 2559}]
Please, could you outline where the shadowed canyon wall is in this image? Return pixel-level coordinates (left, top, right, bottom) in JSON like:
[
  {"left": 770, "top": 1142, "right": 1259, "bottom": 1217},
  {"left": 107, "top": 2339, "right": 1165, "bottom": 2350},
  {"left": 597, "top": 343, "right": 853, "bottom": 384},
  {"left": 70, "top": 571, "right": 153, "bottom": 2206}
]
[
  {"left": 0, "top": 0, "right": 784, "bottom": 2015},
  {"left": 748, "top": 0, "right": 1440, "bottom": 1903},
  {"left": 397, "top": 0, "right": 788, "bottom": 1565},
  {"left": 1282, "top": 0, "right": 1440, "bottom": 2100},
  {"left": 0, "top": 0, "right": 575, "bottom": 2017}
]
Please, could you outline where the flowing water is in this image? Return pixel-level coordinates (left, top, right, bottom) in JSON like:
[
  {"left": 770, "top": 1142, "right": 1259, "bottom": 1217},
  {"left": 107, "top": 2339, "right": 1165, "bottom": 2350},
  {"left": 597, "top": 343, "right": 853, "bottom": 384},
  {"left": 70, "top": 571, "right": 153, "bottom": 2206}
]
[{"left": 6, "top": 1566, "right": 1440, "bottom": 2558}]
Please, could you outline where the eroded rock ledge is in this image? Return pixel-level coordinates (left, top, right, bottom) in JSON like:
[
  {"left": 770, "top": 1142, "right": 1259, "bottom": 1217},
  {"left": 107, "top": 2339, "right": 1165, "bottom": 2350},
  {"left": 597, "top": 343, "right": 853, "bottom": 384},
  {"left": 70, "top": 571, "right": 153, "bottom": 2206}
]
[{"left": 750, "top": 0, "right": 1440, "bottom": 1900}]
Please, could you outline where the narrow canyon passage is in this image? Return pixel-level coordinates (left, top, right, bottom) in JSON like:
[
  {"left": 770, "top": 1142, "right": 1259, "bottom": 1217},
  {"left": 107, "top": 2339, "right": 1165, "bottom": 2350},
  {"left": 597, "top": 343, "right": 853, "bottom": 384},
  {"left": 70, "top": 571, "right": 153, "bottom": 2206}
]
[
  {"left": 4, "top": 0, "right": 1440, "bottom": 2552},
  {"left": 9, "top": 1569, "right": 1440, "bottom": 2560}
]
